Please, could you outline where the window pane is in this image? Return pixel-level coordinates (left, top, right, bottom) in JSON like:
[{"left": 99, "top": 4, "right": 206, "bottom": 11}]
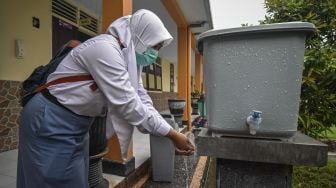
[
  {"left": 141, "top": 73, "right": 147, "bottom": 88},
  {"left": 157, "top": 77, "right": 162, "bottom": 90},
  {"left": 155, "top": 66, "right": 162, "bottom": 76},
  {"left": 149, "top": 74, "right": 155, "bottom": 89}
]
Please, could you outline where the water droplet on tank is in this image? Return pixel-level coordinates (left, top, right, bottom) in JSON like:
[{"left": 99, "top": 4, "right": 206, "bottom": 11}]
[{"left": 247, "top": 85, "right": 250, "bottom": 88}]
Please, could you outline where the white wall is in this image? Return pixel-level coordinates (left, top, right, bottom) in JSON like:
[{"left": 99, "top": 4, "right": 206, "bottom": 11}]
[{"left": 0, "top": 0, "right": 52, "bottom": 81}]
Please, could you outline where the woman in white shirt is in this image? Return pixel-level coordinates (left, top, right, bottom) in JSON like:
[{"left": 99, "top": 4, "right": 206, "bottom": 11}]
[{"left": 17, "top": 9, "right": 194, "bottom": 188}]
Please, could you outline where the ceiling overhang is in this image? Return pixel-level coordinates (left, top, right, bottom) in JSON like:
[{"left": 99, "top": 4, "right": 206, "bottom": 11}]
[
  {"left": 161, "top": 0, "right": 213, "bottom": 53},
  {"left": 176, "top": 0, "right": 213, "bottom": 35},
  {"left": 161, "top": 0, "right": 213, "bottom": 33}
]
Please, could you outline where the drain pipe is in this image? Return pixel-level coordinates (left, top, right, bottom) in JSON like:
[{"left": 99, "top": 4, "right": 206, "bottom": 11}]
[{"left": 246, "top": 110, "right": 262, "bottom": 135}]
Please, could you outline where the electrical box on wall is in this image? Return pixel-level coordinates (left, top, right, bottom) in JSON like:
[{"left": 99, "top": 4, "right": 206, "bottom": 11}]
[
  {"left": 32, "top": 17, "right": 40, "bottom": 28},
  {"left": 15, "top": 39, "right": 24, "bottom": 59}
]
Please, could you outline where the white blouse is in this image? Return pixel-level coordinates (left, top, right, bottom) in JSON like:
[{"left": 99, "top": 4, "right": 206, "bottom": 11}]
[{"left": 47, "top": 34, "right": 171, "bottom": 143}]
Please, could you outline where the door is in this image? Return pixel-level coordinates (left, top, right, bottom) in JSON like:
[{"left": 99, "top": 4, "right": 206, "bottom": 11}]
[{"left": 52, "top": 16, "right": 92, "bottom": 56}]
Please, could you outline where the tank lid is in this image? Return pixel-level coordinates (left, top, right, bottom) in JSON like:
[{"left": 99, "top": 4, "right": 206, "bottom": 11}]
[{"left": 197, "top": 22, "right": 315, "bottom": 54}]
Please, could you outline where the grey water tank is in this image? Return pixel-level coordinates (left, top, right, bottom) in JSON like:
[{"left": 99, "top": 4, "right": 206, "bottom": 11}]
[{"left": 197, "top": 22, "right": 315, "bottom": 138}]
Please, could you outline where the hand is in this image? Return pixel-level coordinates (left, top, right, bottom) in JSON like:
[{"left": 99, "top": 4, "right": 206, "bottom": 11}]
[{"left": 166, "top": 128, "right": 195, "bottom": 156}]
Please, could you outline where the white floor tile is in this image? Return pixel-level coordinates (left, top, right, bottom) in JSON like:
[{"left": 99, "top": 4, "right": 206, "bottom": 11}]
[
  {"left": 0, "top": 158, "right": 17, "bottom": 172},
  {"left": 103, "top": 173, "right": 124, "bottom": 187},
  {"left": 0, "top": 175, "right": 16, "bottom": 187},
  {"left": 0, "top": 181, "right": 16, "bottom": 188},
  {"left": 133, "top": 129, "right": 150, "bottom": 168},
  {"left": 0, "top": 166, "right": 17, "bottom": 178},
  {"left": 0, "top": 150, "right": 18, "bottom": 161}
]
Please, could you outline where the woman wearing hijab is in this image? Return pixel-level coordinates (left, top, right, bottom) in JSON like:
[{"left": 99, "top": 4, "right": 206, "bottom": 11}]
[{"left": 17, "top": 9, "right": 195, "bottom": 188}]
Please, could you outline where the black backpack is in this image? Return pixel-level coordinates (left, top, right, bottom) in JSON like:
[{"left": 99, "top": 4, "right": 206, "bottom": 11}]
[{"left": 20, "top": 40, "right": 92, "bottom": 107}]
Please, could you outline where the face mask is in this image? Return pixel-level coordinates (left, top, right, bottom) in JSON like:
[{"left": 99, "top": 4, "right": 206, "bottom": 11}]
[{"left": 136, "top": 47, "right": 159, "bottom": 66}]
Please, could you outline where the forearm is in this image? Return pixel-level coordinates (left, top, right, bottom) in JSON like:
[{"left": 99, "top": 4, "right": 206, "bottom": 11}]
[{"left": 166, "top": 128, "right": 178, "bottom": 140}]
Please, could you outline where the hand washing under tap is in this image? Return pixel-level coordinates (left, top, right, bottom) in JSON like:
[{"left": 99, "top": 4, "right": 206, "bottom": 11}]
[{"left": 246, "top": 110, "right": 262, "bottom": 135}]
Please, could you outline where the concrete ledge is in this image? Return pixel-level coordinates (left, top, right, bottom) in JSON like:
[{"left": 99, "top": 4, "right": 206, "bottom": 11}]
[
  {"left": 102, "top": 157, "right": 135, "bottom": 176},
  {"left": 196, "top": 128, "right": 328, "bottom": 166},
  {"left": 114, "top": 159, "right": 151, "bottom": 188},
  {"left": 329, "top": 152, "right": 336, "bottom": 161}
]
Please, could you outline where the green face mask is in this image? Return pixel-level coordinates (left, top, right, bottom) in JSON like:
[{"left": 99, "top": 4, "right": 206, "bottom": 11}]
[{"left": 136, "top": 47, "right": 159, "bottom": 67}]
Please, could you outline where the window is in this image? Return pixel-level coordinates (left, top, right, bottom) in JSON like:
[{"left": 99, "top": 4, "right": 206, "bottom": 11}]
[
  {"left": 142, "top": 58, "right": 163, "bottom": 91},
  {"left": 170, "top": 63, "right": 174, "bottom": 92}
]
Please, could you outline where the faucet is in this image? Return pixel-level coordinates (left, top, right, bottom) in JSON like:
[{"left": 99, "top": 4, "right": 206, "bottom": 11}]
[{"left": 246, "top": 110, "right": 262, "bottom": 135}]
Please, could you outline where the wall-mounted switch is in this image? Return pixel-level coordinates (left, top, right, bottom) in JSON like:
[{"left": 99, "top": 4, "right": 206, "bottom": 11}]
[
  {"left": 15, "top": 39, "right": 24, "bottom": 59},
  {"left": 33, "top": 17, "right": 40, "bottom": 28}
]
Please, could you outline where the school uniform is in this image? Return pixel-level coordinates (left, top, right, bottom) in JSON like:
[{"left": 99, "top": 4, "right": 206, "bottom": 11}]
[{"left": 17, "top": 9, "right": 173, "bottom": 188}]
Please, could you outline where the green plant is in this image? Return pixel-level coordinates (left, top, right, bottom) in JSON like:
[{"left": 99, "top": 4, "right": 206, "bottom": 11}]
[
  {"left": 293, "top": 160, "right": 336, "bottom": 188},
  {"left": 262, "top": 0, "right": 336, "bottom": 139},
  {"left": 191, "top": 90, "right": 201, "bottom": 98},
  {"left": 320, "top": 127, "right": 336, "bottom": 140}
]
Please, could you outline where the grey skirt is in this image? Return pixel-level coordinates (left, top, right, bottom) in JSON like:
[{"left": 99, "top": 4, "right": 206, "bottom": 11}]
[{"left": 17, "top": 93, "right": 93, "bottom": 188}]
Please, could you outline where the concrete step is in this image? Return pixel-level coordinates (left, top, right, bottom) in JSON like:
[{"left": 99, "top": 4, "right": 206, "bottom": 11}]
[{"left": 328, "top": 152, "right": 336, "bottom": 161}]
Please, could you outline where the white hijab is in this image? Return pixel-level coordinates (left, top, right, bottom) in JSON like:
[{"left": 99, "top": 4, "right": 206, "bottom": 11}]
[
  {"left": 130, "top": 9, "right": 173, "bottom": 53},
  {"left": 106, "top": 9, "right": 173, "bottom": 89},
  {"left": 105, "top": 9, "right": 173, "bottom": 160}
]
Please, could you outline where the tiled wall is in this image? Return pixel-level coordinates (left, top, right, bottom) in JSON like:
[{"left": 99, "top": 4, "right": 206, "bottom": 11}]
[
  {"left": 0, "top": 80, "right": 178, "bottom": 153},
  {"left": 0, "top": 80, "right": 22, "bottom": 152},
  {"left": 148, "top": 92, "right": 178, "bottom": 112}
]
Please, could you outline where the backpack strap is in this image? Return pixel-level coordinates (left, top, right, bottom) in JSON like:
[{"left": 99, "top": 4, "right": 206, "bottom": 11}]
[{"left": 35, "top": 74, "right": 94, "bottom": 92}]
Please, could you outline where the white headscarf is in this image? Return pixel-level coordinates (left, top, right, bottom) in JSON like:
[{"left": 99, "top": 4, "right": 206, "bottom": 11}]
[
  {"left": 105, "top": 9, "right": 173, "bottom": 160},
  {"left": 107, "top": 9, "right": 173, "bottom": 52},
  {"left": 130, "top": 9, "right": 173, "bottom": 53},
  {"left": 106, "top": 9, "right": 173, "bottom": 89}
]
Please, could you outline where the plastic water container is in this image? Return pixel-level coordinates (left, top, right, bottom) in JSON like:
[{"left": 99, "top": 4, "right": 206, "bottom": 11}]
[
  {"left": 197, "top": 22, "right": 315, "bottom": 138},
  {"left": 150, "top": 114, "right": 177, "bottom": 182}
]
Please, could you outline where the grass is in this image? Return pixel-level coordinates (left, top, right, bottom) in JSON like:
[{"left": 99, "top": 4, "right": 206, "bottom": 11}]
[{"left": 293, "top": 160, "right": 336, "bottom": 188}]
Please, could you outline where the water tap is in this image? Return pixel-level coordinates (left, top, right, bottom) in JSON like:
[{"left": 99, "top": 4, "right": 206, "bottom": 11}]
[{"left": 246, "top": 110, "right": 262, "bottom": 135}]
